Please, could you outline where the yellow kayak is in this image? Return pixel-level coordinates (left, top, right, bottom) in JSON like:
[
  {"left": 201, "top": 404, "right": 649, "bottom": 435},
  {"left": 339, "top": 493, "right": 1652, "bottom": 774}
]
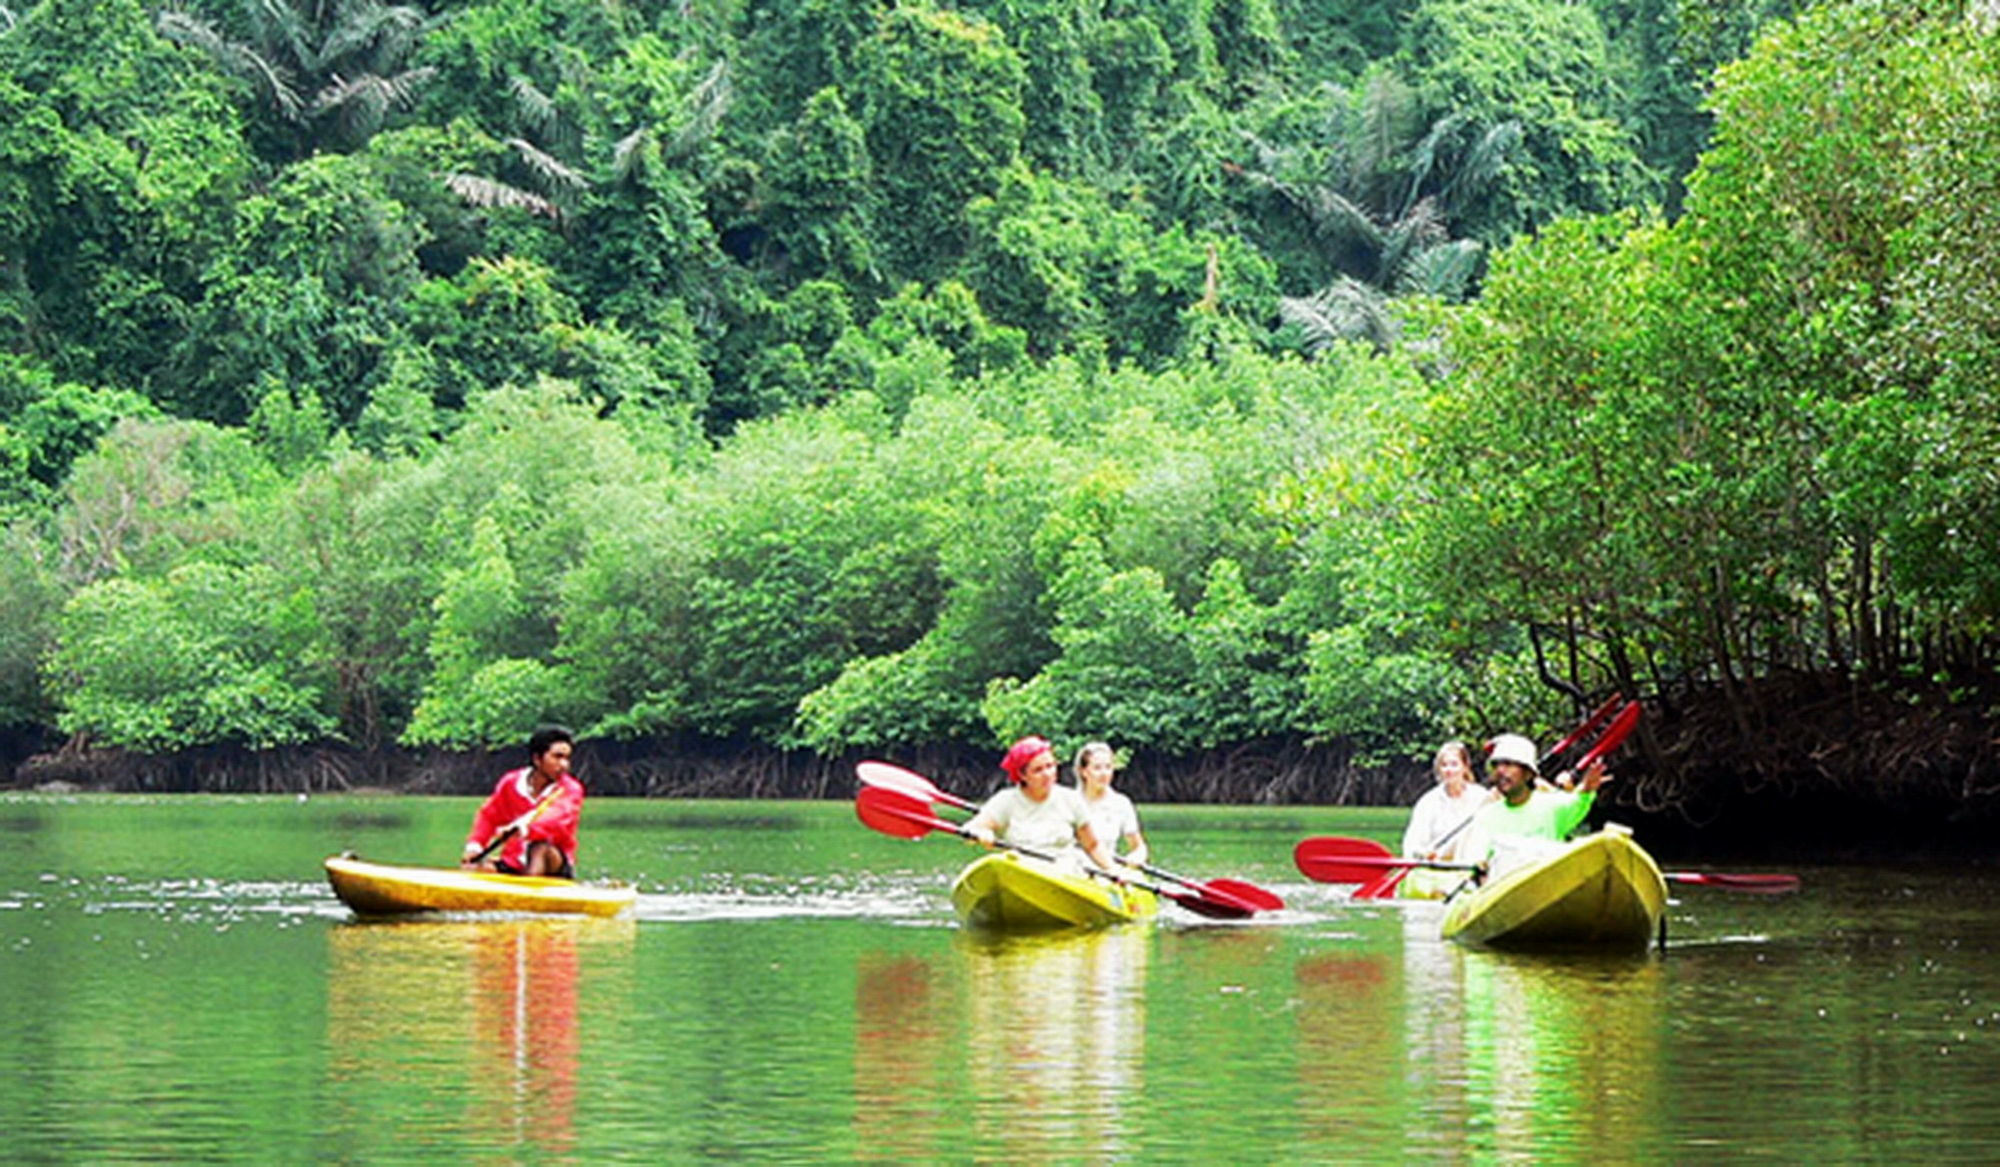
[
  {"left": 325, "top": 854, "right": 637, "bottom": 918},
  {"left": 950, "top": 852, "right": 1159, "bottom": 932},
  {"left": 1440, "top": 829, "right": 1667, "bottom": 950}
]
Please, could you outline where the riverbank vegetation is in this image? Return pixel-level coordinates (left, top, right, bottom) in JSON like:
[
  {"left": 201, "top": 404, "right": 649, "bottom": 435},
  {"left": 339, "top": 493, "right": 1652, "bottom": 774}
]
[{"left": 4, "top": 0, "right": 1995, "bottom": 836}]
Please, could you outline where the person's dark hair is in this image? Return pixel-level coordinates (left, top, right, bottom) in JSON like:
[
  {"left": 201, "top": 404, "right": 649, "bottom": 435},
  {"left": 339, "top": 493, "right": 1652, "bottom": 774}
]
[{"left": 527, "top": 724, "right": 574, "bottom": 758}]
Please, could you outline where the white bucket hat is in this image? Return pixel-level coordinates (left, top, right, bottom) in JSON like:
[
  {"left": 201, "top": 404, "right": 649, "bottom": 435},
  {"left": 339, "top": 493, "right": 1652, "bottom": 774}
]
[{"left": 1487, "top": 733, "right": 1540, "bottom": 775}]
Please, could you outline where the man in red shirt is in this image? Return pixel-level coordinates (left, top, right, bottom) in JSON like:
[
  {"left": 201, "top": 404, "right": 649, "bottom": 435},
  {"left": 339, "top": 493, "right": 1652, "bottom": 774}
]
[{"left": 461, "top": 725, "right": 586, "bottom": 877}]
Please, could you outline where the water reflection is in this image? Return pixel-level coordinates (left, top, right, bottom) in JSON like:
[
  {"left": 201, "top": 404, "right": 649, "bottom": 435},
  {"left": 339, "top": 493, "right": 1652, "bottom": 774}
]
[
  {"left": 853, "top": 952, "right": 951, "bottom": 1162},
  {"left": 325, "top": 918, "right": 634, "bottom": 1159},
  {"left": 1451, "top": 948, "right": 1665, "bottom": 1159},
  {"left": 963, "top": 928, "right": 1151, "bottom": 1163},
  {"left": 1295, "top": 928, "right": 1401, "bottom": 1148},
  {"left": 854, "top": 927, "right": 1152, "bottom": 1163}
]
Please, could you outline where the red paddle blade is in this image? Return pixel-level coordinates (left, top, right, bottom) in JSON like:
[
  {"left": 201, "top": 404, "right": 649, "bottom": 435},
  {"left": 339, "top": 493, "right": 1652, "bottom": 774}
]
[
  {"left": 1159, "top": 885, "right": 1256, "bottom": 919},
  {"left": 1573, "top": 700, "right": 1642, "bottom": 771},
  {"left": 1202, "top": 877, "right": 1285, "bottom": 912},
  {"left": 1665, "top": 871, "right": 1800, "bottom": 894},
  {"left": 1293, "top": 836, "right": 1397, "bottom": 883},
  {"left": 1545, "top": 692, "right": 1625, "bottom": 761},
  {"left": 855, "top": 761, "right": 979, "bottom": 812},
  {"left": 1352, "top": 868, "right": 1409, "bottom": 899},
  {"left": 855, "top": 787, "right": 950, "bottom": 839}
]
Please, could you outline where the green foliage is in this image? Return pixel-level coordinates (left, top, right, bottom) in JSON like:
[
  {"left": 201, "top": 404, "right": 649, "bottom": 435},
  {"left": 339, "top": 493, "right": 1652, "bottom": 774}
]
[
  {"left": 46, "top": 562, "right": 334, "bottom": 750},
  {"left": 853, "top": 3, "right": 1027, "bottom": 281},
  {"left": 157, "top": 0, "right": 442, "bottom": 161},
  {"left": 171, "top": 152, "right": 424, "bottom": 426},
  {"left": 1395, "top": 0, "right": 1656, "bottom": 237},
  {"left": 761, "top": 88, "right": 876, "bottom": 285},
  {"left": 54, "top": 417, "right": 279, "bottom": 585},
  {"left": 0, "top": 520, "right": 60, "bottom": 727},
  {"left": 407, "top": 256, "right": 707, "bottom": 428},
  {"left": 0, "top": 0, "right": 251, "bottom": 396},
  {"left": 3, "top": 0, "right": 1981, "bottom": 777},
  {"left": 962, "top": 165, "right": 1277, "bottom": 365}
]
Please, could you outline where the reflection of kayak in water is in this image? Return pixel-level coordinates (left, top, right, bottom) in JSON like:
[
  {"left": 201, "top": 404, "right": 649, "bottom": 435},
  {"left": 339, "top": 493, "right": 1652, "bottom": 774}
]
[
  {"left": 1440, "top": 829, "right": 1666, "bottom": 951},
  {"left": 1397, "top": 865, "right": 1471, "bottom": 900},
  {"left": 325, "top": 853, "right": 637, "bottom": 918},
  {"left": 950, "top": 852, "right": 1158, "bottom": 932}
]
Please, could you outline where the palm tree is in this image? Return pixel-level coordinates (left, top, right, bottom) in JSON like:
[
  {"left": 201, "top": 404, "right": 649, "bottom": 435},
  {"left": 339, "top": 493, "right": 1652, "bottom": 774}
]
[
  {"left": 444, "top": 59, "right": 732, "bottom": 230},
  {"left": 1235, "top": 70, "right": 1517, "bottom": 351},
  {"left": 156, "top": 0, "right": 438, "bottom": 159}
]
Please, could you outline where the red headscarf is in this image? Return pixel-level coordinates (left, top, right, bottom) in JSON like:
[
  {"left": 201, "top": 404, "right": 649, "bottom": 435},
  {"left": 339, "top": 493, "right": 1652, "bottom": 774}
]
[{"left": 999, "top": 736, "right": 1054, "bottom": 784}]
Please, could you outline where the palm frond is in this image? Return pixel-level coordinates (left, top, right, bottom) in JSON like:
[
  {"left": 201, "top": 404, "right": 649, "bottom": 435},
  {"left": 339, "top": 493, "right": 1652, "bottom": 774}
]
[
  {"left": 248, "top": 0, "right": 312, "bottom": 73},
  {"left": 1404, "top": 111, "right": 1472, "bottom": 212},
  {"left": 508, "top": 137, "right": 589, "bottom": 193},
  {"left": 1303, "top": 186, "right": 1385, "bottom": 252},
  {"left": 1450, "top": 121, "right": 1521, "bottom": 202},
  {"left": 666, "top": 59, "right": 731, "bottom": 159},
  {"left": 156, "top": 10, "right": 306, "bottom": 120},
  {"left": 1, "top": 7, "right": 18, "bottom": 36},
  {"left": 314, "top": 65, "right": 430, "bottom": 116},
  {"left": 1354, "top": 72, "right": 1417, "bottom": 196},
  {"left": 321, "top": 2, "right": 424, "bottom": 68},
  {"left": 1280, "top": 277, "right": 1397, "bottom": 354},
  {"left": 611, "top": 126, "right": 655, "bottom": 183},
  {"left": 1396, "top": 240, "right": 1484, "bottom": 301},
  {"left": 508, "top": 75, "right": 559, "bottom": 135},
  {"left": 444, "top": 173, "right": 561, "bottom": 220},
  {"left": 1378, "top": 195, "right": 1446, "bottom": 283}
]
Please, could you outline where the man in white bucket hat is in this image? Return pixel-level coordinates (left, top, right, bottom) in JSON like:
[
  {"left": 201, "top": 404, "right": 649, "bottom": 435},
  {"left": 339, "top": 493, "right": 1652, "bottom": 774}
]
[{"left": 1458, "top": 731, "right": 1612, "bottom": 881}]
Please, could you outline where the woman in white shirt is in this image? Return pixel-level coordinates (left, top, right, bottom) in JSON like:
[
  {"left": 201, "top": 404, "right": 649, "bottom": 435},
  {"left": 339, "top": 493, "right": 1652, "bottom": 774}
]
[
  {"left": 1401, "top": 740, "right": 1489, "bottom": 861},
  {"left": 1073, "top": 741, "right": 1148, "bottom": 867}
]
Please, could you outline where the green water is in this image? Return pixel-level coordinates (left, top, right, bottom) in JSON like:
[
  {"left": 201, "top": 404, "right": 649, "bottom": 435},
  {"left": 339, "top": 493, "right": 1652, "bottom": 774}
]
[{"left": 1, "top": 794, "right": 1996, "bottom": 1162}]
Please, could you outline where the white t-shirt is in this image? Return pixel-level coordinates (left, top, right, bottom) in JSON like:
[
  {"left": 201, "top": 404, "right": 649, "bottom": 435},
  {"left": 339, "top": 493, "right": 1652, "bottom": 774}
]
[
  {"left": 973, "top": 785, "right": 1092, "bottom": 855},
  {"left": 1400, "top": 783, "right": 1489, "bottom": 860},
  {"left": 1080, "top": 788, "right": 1141, "bottom": 854}
]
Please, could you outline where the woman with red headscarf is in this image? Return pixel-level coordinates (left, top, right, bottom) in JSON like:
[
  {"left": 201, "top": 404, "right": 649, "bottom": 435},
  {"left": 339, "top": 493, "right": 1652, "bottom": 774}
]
[{"left": 964, "top": 736, "right": 1117, "bottom": 869}]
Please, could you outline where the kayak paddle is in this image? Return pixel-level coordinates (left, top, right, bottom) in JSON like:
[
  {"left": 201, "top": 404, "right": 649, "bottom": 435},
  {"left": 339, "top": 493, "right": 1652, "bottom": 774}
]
[
  {"left": 466, "top": 785, "right": 561, "bottom": 866},
  {"left": 854, "top": 760, "right": 980, "bottom": 812},
  {"left": 1537, "top": 692, "right": 1625, "bottom": 770},
  {"left": 1297, "top": 835, "right": 1800, "bottom": 893},
  {"left": 856, "top": 760, "right": 1283, "bottom": 912},
  {"left": 854, "top": 787, "right": 1258, "bottom": 920},
  {"left": 1660, "top": 870, "right": 1801, "bottom": 893}
]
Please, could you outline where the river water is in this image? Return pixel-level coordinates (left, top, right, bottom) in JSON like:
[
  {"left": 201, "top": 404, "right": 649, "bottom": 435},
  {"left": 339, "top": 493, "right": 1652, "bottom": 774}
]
[{"left": 2, "top": 793, "right": 1995, "bottom": 1162}]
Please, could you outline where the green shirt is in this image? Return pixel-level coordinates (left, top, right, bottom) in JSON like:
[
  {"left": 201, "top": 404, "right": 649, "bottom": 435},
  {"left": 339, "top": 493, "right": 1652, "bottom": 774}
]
[{"left": 1460, "top": 788, "right": 1595, "bottom": 871}]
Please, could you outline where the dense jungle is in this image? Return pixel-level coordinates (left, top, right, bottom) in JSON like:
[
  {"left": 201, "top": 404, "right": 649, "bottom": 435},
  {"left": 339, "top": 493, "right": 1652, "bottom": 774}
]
[{"left": 3, "top": 0, "right": 1996, "bottom": 852}]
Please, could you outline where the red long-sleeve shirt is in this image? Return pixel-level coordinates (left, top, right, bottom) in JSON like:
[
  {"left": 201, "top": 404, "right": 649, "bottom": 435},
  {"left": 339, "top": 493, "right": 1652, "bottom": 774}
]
[{"left": 467, "top": 768, "right": 585, "bottom": 869}]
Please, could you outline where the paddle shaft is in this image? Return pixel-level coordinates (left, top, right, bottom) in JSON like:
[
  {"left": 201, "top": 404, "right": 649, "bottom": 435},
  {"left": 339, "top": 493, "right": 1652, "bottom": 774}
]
[
  {"left": 1130, "top": 862, "right": 1286, "bottom": 912},
  {"left": 468, "top": 785, "right": 560, "bottom": 865},
  {"left": 1310, "top": 850, "right": 1798, "bottom": 893}
]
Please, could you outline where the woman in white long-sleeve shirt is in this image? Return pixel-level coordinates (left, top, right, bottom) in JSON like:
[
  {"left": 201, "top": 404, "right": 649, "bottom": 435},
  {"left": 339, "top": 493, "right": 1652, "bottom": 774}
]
[{"left": 1401, "top": 740, "right": 1489, "bottom": 861}]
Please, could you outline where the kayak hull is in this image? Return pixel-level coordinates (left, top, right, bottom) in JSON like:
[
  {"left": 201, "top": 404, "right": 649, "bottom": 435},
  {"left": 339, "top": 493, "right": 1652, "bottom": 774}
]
[
  {"left": 325, "top": 854, "right": 636, "bottom": 918},
  {"left": 1440, "top": 830, "right": 1666, "bottom": 951},
  {"left": 950, "top": 852, "right": 1158, "bottom": 932}
]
